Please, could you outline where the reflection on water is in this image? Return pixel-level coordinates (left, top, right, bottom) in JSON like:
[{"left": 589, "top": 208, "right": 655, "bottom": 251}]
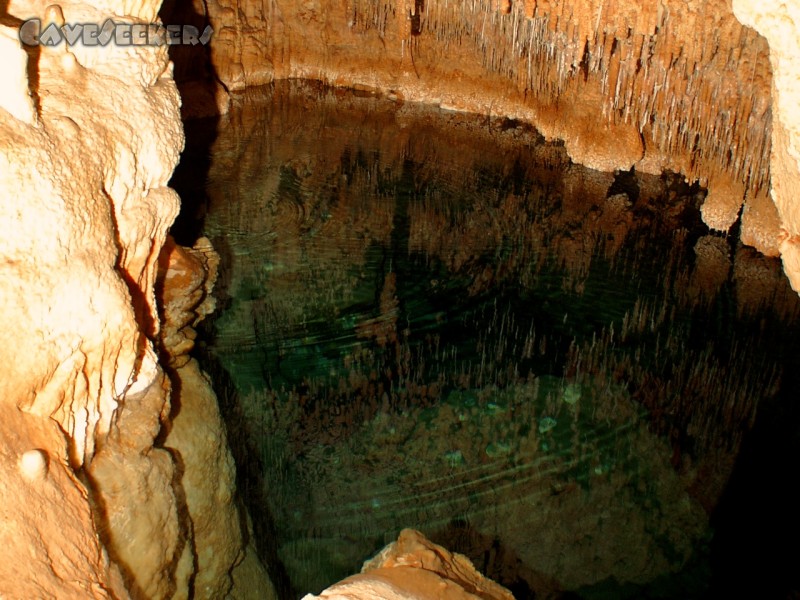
[{"left": 182, "top": 81, "right": 800, "bottom": 598}]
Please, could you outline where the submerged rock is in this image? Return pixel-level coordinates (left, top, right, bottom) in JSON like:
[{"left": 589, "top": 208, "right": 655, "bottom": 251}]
[
  {"left": 562, "top": 382, "right": 582, "bottom": 405},
  {"left": 485, "top": 441, "right": 513, "bottom": 458},
  {"left": 538, "top": 416, "right": 558, "bottom": 433},
  {"left": 444, "top": 449, "right": 465, "bottom": 467}
]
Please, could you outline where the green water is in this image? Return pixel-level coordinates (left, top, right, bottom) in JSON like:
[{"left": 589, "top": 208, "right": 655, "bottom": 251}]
[{"left": 173, "top": 81, "right": 800, "bottom": 598}]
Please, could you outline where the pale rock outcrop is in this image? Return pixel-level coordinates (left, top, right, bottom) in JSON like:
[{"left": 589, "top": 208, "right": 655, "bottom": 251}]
[
  {"left": 0, "top": 26, "right": 37, "bottom": 123},
  {"left": 86, "top": 371, "right": 182, "bottom": 599},
  {"left": 732, "top": 1, "right": 800, "bottom": 291},
  {"left": 0, "top": 405, "right": 128, "bottom": 599},
  {"left": 700, "top": 177, "right": 747, "bottom": 234},
  {"left": 740, "top": 188, "right": 783, "bottom": 258},
  {"left": 2, "top": 0, "right": 182, "bottom": 466},
  {"left": 303, "top": 529, "right": 515, "bottom": 600},
  {"left": 1, "top": 0, "right": 183, "bottom": 593},
  {"left": 1, "top": 0, "right": 267, "bottom": 597}
]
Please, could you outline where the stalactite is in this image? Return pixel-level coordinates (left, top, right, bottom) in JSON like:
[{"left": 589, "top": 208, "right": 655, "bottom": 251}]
[{"left": 327, "top": 0, "right": 772, "bottom": 200}]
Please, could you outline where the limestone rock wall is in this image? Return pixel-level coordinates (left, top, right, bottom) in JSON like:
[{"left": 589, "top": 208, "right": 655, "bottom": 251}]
[
  {"left": 303, "top": 529, "right": 515, "bottom": 600},
  {"left": 732, "top": 1, "right": 800, "bottom": 290},
  {"left": 199, "top": 0, "right": 800, "bottom": 287},
  {"left": 1, "top": 0, "right": 180, "bottom": 592},
  {"left": 0, "top": 0, "right": 266, "bottom": 597}
]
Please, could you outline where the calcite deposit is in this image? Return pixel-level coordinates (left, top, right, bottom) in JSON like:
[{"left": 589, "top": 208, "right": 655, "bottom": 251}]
[
  {"left": 732, "top": 1, "right": 800, "bottom": 289},
  {"left": 194, "top": 0, "right": 800, "bottom": 288},
  {"left": 0, "top": 0, "right": 267, "bottom": 597},
  {"left": 302, "top": 529, "right": 515, "bottom": 600},
  {"left": 157, "top": 236, "right": 277, "bottom": 600},
  {"left": 1, "top": 0, "right": 180, "bottom": 591}
]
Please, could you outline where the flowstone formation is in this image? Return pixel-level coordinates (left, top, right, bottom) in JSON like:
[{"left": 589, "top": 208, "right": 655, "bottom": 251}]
[
  {"left": 1, "top": 1, "right": 180, "bottom": 592},
  {"left": 0, "top": 0, "right": 272, "bottom": 597},
  {"left": 183, "top": 0, "right": 800, "bottom": 289}
]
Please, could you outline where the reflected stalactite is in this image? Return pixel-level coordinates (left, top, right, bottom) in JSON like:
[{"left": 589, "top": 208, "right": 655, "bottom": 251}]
[
  {"left": 191, "top": 82, "right": 800, "bottom": 597},
  {"left": 312, "top": 0, "right": 773, "bottom": 196}
]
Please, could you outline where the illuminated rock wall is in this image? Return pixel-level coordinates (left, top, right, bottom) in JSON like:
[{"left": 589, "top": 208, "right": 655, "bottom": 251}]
[
  {"left": 0, "top": 1, "right": 272, "bottom": 597},
  {"left": 732, "top": 1, "right": 800, "bottom": 290},
  {"left": 201, "top": 0, "right": 800, "bottom": 285}
]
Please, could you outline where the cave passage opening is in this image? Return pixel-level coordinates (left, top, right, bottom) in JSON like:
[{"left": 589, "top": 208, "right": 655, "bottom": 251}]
[{"left": 171, "top": 80, "right": 800, "bottom": 599}]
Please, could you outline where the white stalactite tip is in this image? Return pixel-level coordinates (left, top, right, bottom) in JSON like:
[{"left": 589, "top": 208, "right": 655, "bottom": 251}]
[
  {"left": 19, "top": 449, "right": 49, "bottom": 482},
  {"left": 44, "top": 4, "right": 65, "bottom": 27},
  {"left": 61, "top": 51, "right": 77, "bottom": 70}
]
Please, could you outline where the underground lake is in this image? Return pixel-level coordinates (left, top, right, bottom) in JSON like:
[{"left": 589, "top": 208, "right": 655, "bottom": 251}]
[{"left": 169, "top": 81, "right": 800, "bottom": 599}]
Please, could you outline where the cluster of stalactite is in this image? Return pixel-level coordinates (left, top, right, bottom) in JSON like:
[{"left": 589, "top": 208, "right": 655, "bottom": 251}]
[{"left": 344, "top": 0, "right": 772, "bottom": 196}]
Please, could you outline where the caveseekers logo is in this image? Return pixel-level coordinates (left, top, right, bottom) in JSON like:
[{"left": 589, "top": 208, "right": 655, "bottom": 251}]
[{"left": 19, "top": 19, "right": 213, "bottom": 47}]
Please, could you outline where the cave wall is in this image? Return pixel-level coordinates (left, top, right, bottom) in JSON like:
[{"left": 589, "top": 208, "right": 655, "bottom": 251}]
[
  {"left": 0, "top": 1, "right": 273, "bottom": 597},
  {"left": 199, "top": 0, "right": 800, "bottom": 288},
  {"left": 732, "top": 1, "right": 800, "bottom": 290},
  {"left": 0, "top": 0, "right": 797, "bottom": 597}
]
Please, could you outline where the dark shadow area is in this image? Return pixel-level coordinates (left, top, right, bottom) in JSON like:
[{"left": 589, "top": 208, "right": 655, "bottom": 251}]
[
  {"left": 433, "top": 517, "right": 712, "bottom": 600},
  {"left": 431, "top": 517, "right": 548, "bottom": 598},
  {"left": 708, "top": 358, "right": 800, "bottom": 598},
  {"left": 197, "top": 336, "right": 297, "bottom": 600},
  {"left": 606, "top": 166, "right": 640, "bottom": 203},
  {"left": 409, "top": 0, "right": 424, "bottom": 35},
  {"left": 168, "top": 116, "right": 218, "bottom": 245},
  {"left": 160, "top": 0, "right": 227, "bottom": 116},
  {"left": 161, "top": 0, "right": 223, "bottom": 245},
  {"left": 1, "top": 2, "right": 41, "bottom": 116}
]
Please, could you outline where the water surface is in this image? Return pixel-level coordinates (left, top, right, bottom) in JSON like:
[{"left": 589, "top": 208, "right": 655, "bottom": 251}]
[{"left": 174, "top": 81, "right": 800, "bottom": 599}]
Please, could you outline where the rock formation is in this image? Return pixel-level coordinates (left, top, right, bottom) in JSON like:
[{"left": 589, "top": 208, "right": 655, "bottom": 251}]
[
  {"left": 196, "top": 0, "right": 800, "bottom": 288},
  {"left": 1, "top": 0, "right": 180, "bottom": 593},
  {"left": 302, "top": 529, "right": 515, "bottom": 600},
  {"left": 731, "top": 1, "right": 800, "bottom": 290},
  {"left": 0, "top": 0, "right": 271, "bottom": 597},
  {"left": 157, "top": 236, "right": 277, "bottom": 599}
]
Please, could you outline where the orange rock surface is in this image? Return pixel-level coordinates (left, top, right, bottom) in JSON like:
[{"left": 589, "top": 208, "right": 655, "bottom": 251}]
[
  {"left": 197, "top": 0, "right": 800, "bottom": 285},
  {"left": 1, "top": 0, "right": 799, "bottom": 596},
  {"left": 303, "top": 529, "right": 515, "bottom": 600},
  {"left": 0, "top": 0, "right": 271, "bottom": 597}
]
